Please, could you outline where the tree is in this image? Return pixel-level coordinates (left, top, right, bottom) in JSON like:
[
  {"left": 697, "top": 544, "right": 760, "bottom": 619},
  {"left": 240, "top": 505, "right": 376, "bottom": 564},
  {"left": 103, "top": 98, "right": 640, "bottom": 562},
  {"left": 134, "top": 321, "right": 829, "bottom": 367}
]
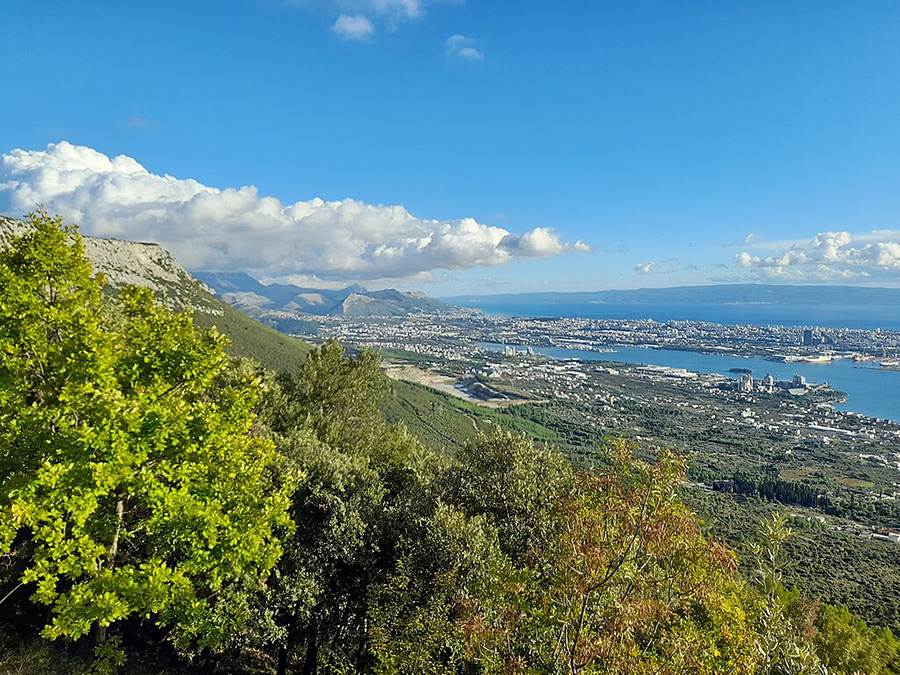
[
  {"left": 367, "top": 503, "right": 502, "bottom": 675},
  {"left": 267, "top": 340, "right": 386, "bottom": 446},
  {"left": 445, "top": 427, "right": 574, "bottom": 561},
  {"left": 820, "top": 602, "right": 900, "bottom": 674},
  {"left": 813, "top": 604, "right": 891, "bottom": 674},
  {"left": 748, "top": 513, "right": 822, "bottom": 675},
  {"left": 457, "top": 436, "right": 759, "bottom": 674},
  {"left": 250, "top": 341, "right": 441, "bottom": 675},
  {"left": 0, "top": 211, "right": 294, "bottom": 666}
]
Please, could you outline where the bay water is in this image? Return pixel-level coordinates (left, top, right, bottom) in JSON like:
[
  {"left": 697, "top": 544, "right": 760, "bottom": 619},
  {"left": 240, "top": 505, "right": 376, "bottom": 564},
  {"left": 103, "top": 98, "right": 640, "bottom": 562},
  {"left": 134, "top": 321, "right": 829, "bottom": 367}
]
[
  {"left": 491, "top": 344, "right": 900, "bottom": 422},
  {"left": 472, "top": 299, "right": 900, "bottom": 420}
]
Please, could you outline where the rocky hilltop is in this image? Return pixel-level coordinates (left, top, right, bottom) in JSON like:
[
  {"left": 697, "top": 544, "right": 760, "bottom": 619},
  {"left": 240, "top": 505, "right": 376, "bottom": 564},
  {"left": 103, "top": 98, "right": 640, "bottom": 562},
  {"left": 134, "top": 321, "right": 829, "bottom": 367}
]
[
  {"left": 0, "top": 215, "right": 218, "bottom": 314},
  {"left": 0, "top": 213, "right": 462, "bottom": 366},
  {"left": 0, "top": 215, "right": 319, "bottom": 371}
]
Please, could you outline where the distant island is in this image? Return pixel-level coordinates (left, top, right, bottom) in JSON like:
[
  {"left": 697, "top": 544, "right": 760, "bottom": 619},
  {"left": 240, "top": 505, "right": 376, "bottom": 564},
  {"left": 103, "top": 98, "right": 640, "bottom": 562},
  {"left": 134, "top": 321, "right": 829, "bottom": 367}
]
[
  {"left": 444, "top": 283, "right": 900, "bottom": 307},
  {"left": 443, "top": 284, "right": 900, "bottom": 330}
]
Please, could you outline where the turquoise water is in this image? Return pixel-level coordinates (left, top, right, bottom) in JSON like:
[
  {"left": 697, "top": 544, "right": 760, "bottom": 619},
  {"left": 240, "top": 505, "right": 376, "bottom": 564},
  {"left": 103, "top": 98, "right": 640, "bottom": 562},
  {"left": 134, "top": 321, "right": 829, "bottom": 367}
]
[{"left": 485, "top": 343, "right": 900, "bottom": 422}]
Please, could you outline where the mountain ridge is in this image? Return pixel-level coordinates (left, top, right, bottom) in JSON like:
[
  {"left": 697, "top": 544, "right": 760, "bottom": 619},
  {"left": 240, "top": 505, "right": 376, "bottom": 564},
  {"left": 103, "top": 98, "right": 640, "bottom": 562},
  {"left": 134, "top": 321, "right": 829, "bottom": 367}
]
[
  {"left": 193, "top": 270, "right": 466, "bottom": 321},
  {"left": 0, "top": 214, "right": 217, "bottom": 312}
]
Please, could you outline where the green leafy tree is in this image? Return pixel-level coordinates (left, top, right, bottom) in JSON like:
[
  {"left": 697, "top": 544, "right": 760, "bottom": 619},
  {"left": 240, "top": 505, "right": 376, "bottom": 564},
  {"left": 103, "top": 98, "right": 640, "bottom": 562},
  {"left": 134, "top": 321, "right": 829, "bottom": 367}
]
[
  {"left": 0, "top": 211, "right": 294, "bottom": 665},
  {"left": 248, "top": 341, "right": 441, "bottom": 675},
  {"left": 813, "top": 603, "right": 900, "bottom": 674},
  {"left": 367, "top": 503, "right": 503, "bottom": 675},
  {"left": 445, "top": 427, "right": 574, "bottom": 561},
  {"left": 267, "top": 340, "right": 386, "bottom": 446}
]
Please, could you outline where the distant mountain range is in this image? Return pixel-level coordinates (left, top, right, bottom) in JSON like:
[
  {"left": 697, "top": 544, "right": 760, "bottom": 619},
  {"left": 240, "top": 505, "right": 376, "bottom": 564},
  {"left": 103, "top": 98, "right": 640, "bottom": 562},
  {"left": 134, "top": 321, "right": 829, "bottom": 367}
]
[
  {"left": 193, "top": 271, "right": 465, "bottom": 326},
  {"left": 445, "top": 284, "right": 900, "bottom": 308}
]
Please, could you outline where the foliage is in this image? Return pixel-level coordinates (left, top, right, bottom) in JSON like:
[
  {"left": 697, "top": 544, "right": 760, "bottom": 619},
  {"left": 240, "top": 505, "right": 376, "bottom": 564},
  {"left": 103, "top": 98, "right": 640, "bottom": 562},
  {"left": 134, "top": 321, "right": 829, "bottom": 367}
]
[
  {"left": 270, "top": 340, "right": 386, "bottom": 445},
  {"left": 242, "top": 341, "right": 447, "bottom": 673},
  {"left": 747, "top": 513, "right": 822, "bottom": 675},
  {"left": 367, "top": 504, "right": 500, "bottom": 675},
  {"left": 0, "top": 211, "right": 294, "bottom": 663},
  {"left": 714, "top": 472, "right": 827, "bottom": 510},
  {"left": 686, "top": 488, "right": 900, "bottom": 635},
  {"left": 458, "top": 436, "right": 759, "bottom": 674},
  {"left": 445, "top": 428, "right": 573, "bottom": 560},
  {"left": 745, "top": 512, "right": 900, "bottom": 675},
  {"left": 813, "top": 604, "right": 900, "bottom": 674}
]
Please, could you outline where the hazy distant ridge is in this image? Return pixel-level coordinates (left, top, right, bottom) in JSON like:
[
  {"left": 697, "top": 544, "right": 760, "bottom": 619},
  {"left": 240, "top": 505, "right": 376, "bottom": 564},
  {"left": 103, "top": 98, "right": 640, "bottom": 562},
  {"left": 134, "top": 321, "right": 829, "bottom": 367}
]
[
  {"left": 445, "top": 284, "right": 900, "bottom": 307},
  {"left": 194, "top": 271, "right": 462, "bottom": 319}
]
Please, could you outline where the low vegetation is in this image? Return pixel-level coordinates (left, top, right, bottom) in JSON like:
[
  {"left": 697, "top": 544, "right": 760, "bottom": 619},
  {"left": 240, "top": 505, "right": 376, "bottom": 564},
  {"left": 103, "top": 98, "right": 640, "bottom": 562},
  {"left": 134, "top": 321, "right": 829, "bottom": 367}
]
[{"left": 2, "top": 212, "right": 899, "bottom": 673}]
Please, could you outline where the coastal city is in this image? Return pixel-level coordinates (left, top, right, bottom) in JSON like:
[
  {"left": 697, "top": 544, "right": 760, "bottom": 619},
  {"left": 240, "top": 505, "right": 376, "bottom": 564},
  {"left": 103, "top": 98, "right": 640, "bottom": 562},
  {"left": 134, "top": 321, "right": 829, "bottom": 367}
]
[
  {"left": 280, "top": 311, "right": 900, "bottom": 469},
  {"left": 292, "top": 311, "right": 900, "bottom": 367},
  {"left": 7, "top": 1, "right": 900, "bottom": 670}
]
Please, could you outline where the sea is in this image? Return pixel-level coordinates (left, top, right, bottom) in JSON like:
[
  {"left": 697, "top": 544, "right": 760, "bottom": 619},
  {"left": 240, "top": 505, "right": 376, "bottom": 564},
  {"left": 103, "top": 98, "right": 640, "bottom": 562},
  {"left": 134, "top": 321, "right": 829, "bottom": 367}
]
[{"left": 470, "top": 302, "right": 900, "bottom": 422}]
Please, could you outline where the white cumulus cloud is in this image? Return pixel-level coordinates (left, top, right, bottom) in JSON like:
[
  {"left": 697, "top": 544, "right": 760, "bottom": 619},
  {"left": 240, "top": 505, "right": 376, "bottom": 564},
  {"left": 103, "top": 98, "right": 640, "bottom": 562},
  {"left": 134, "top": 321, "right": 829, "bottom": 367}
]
[
  {"left": 445, "top": 34, "right": 483, "bottom": 60},
  {"left": 735, "top": 230, "right": 900, "bottom": 280},
  {"left": 332, "top": 13, "right": 374, "bottom": 40},
  {"left": 0, "top": 142, "right": 587, "bottom": 282}
]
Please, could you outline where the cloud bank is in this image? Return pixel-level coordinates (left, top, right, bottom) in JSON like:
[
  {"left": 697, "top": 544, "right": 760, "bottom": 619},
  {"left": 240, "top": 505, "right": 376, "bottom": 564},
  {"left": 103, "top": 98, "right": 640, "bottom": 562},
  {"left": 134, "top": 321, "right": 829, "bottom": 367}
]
[
  {"left": 0, "top": 142, "right": 587, "bottom": 282},
  {"left": 735, "top": 230, "right": 900, "bottom": 280}
]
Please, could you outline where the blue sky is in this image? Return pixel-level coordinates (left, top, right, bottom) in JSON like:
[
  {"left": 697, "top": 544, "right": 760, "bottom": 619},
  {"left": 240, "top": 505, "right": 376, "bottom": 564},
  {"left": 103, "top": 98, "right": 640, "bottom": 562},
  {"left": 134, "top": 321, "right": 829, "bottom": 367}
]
[{"left": 2, "top": 1, "right": 900, "bottom": 294}]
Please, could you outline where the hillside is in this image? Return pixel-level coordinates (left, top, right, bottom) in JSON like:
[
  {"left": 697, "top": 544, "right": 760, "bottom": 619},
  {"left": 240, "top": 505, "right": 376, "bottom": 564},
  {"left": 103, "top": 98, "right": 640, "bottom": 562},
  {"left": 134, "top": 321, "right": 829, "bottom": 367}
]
[
  {"left": 0, "top": 215, "right": 311, "bottom": 372},
  {"left": 0, "top": 215, "right": 498, "bottom": 426},
  {"left": 2, "top": 217, "right": 552, "bottom": 456},
  {"left": 193, "top": 301, "right": 312, "bottom": 372},
  {"left": 4, "top": 213, "right": 900, "bottom": 675}
]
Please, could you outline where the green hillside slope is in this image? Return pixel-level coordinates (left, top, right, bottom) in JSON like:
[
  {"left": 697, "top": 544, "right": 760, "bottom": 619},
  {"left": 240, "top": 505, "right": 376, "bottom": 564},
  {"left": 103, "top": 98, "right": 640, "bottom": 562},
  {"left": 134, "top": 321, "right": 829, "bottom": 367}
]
[
  {"left": 193, "top": 292, "right": 312, "bottom": 372},
  {"left": 380, "top": 379, "right": 563, "bottom": 454}
]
